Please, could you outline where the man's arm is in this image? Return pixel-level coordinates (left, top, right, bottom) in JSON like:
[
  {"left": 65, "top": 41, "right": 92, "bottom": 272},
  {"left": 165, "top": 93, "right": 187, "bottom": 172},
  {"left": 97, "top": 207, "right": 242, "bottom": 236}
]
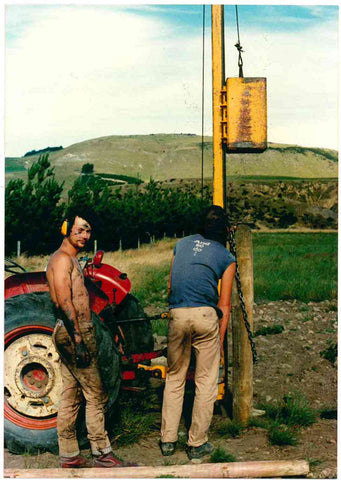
[
  {"left": 52, "top": 254, "right": 82, "bottom": 344},
  {"left": 217, "top": 262, "right": 236, "bottom": 354}
]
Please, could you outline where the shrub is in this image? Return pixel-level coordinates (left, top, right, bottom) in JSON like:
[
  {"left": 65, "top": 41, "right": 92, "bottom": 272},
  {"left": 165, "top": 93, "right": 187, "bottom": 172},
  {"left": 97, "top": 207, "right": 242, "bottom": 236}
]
[
  {"left": 254, "top": 325, "right": 284, "bottom": 336},
  {"left": 268, "top": 423, "right": 297, "bottom": 446},
  {"left": 81, "top": 163, "right": 94, "bottom": 174},
  {"left": 320, "top": 341, "right": 337, "bottom": 365},
  {"left": 261, "top": 393, "right": 316, "bottom": 427},
  {"left": 320, "top": 408, "right": 337, "bottom": 420},
  {"left": 210, "top": 447, "right": 236, "bottom": 463},
  {"left": 280, "top": 394, "right": 316, "bottom": 427},
  {"left": 214, "top": 420, "right": 244, "bottom": 438}
]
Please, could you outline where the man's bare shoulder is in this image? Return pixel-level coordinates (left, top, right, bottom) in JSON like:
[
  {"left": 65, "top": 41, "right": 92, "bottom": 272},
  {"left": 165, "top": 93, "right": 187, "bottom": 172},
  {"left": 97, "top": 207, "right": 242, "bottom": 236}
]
[{"left": 47, "top": 249, "right": 73, "bottom": 272}]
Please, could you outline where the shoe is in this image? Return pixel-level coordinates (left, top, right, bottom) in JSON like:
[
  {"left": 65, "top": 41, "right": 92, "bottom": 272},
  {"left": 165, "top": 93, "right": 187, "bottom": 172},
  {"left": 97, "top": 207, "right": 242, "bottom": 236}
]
[
  {"left": 159, "top": 441, "right": 176, "bottom": 456},
  {"left": 93, "top": 452, "right": 137, "bottom": 468},
  {"left": 60, "top": 454, "right": 87, "bottom": 468},
  {"left": 187, "top": 442, "right": 214, "bottom": 460}
]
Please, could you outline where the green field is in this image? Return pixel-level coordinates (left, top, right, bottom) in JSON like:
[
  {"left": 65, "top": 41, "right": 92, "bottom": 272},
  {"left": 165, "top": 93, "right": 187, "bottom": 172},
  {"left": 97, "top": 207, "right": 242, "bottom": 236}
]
[
  {"left": 129, "top": 233, "right": 337, "bottom": 310},
  {"left": 227, "top": 175, "right": 338, "bottom": 183},
  {"left": 253, "top": 232, "right": 337, "bottom": 302}
]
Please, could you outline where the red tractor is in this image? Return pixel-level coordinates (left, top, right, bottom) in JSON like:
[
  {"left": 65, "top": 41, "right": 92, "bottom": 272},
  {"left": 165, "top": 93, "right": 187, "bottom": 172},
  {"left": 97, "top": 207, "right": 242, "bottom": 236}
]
[{"left": 4, "top": 251, "right": 166, "bottom": 454}]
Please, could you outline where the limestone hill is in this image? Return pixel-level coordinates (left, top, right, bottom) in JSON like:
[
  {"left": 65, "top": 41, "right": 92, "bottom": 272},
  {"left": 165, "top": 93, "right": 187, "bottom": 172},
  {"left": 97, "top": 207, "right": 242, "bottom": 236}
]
[{"left": 5, "top": 134, "right": 338, "bottom": 191}]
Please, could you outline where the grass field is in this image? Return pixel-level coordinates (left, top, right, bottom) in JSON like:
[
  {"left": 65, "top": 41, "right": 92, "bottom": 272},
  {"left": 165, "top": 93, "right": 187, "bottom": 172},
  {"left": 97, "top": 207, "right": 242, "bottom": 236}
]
[
  {"left": 111, "top": 233, "right": 337, "bottom": 306},
  {"left": 253, "top": 232, "right": 337, "bottom": 302},
  {"left": 7, "top": 233, "right": 337, "bottom": 306}
]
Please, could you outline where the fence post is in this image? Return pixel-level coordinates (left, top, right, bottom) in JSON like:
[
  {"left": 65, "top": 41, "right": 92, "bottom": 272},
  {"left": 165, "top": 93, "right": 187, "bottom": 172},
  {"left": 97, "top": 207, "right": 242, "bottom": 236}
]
[
  {"left": 138, "top": 237, "right": 140, "bottom": 249},
  {"left": 17, "top": 241, "right": 21, "bottom": 258},
  {"left": 231, "top": 224, "right": 254, "bottom": 425},
  {"left": 119, "top": 239, "right": 122, "bottom": 252},
  {"left": 94, "top": 240, "right": 97, "bottom": 254}
]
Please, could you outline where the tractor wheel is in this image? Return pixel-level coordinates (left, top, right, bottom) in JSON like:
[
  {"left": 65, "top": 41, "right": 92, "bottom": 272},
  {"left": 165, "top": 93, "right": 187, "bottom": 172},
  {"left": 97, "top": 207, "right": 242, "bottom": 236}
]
[
  {"left": 5, "top": 292, "right": 60, "bottom": 454},
  {"left": 4, "top": 292, "right": 89, "bottom": 454}
]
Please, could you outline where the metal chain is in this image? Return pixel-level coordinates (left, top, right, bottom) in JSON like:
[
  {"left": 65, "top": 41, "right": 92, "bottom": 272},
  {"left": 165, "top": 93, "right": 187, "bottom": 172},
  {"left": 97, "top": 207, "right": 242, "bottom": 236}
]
[
  {"left": 227, "top": 226, "right": 258, "bottom": 363},
  {"left": 235, "top": 5, "right": 244, "bottom": 78}
]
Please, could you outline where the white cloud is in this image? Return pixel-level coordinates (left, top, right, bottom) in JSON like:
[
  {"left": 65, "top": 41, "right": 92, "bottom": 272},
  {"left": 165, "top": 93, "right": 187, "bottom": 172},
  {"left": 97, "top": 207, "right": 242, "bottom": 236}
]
[{"left": 5, "top": 6, "right": 339, "bottom": 156}]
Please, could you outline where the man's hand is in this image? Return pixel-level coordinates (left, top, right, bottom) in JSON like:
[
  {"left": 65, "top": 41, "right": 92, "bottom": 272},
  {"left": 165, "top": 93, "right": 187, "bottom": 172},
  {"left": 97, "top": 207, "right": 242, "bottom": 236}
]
[{"left": 75, "top": 341, "right": 91, "bottom": 368}]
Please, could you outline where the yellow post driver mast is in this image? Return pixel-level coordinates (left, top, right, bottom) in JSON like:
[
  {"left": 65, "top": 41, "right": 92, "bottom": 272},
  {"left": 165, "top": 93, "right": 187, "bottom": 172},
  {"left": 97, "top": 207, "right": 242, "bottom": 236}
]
[
  {"left": 211, "top": 5, "right": 226, "bottom": 209},
  {"left": 211, "top": 5, "right": 267, "bottom": 206}
]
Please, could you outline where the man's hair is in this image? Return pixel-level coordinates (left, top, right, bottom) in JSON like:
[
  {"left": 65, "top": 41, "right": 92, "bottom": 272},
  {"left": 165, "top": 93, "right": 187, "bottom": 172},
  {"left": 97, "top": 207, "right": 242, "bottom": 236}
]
[
  {"left": 201, "top": 205, "right": 230, "bottom": 246},
  {"left": 65, "top": 206, "right": 99, "bottom": 235}
]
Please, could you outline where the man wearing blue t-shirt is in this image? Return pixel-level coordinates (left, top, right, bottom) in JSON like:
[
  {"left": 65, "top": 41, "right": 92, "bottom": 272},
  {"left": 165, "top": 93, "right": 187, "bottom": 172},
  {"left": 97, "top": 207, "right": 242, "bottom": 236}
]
[{"left": 160, "top": 205, "right": 236, "bottom": 460}]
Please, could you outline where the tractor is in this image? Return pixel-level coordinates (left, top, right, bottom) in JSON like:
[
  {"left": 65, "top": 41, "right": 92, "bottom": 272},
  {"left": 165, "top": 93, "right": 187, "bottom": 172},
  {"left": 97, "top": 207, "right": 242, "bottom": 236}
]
[{"left": 4, "top": 251, "right": 166, "bottom": 454}]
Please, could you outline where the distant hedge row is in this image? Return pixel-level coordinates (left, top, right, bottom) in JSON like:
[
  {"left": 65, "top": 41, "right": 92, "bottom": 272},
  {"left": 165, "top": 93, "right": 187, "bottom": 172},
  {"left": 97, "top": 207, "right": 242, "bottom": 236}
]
[{"left": 24, "top": 146, "right": 63, "bottom": 157}]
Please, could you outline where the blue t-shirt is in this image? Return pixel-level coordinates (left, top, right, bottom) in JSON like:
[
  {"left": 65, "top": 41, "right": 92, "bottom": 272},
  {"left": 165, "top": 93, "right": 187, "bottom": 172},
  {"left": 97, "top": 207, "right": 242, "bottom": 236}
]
[{"left": 169, "top": 234, "right": 235, "bottom": 316}]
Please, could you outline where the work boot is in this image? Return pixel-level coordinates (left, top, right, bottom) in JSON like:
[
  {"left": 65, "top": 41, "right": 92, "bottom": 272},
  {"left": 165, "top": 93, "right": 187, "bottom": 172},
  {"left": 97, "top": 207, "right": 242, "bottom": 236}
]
[
  {"left": 60, "top": 454, "right": 88, "bottom": 468},
  {"left": 159, "top": 441, "right": 176, "bottom": 456},
  {"left": 187, "top": 442, "right": 214, "bottom": 460},
  {"left": 93, "top": 452, "right": 137, "bottom": 468}
]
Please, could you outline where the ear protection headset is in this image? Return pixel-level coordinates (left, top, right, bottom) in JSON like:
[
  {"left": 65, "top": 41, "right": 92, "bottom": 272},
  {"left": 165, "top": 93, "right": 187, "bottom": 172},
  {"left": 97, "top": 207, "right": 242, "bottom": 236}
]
[{"left": 61, "top": 219, "right": 71, "bottom": 236}]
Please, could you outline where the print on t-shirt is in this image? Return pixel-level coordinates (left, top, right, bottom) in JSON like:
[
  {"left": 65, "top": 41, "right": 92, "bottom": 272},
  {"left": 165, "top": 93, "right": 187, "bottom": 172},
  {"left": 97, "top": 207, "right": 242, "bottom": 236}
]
[{"left": 193, "top": 239, "right": 211, "bottom": 255}]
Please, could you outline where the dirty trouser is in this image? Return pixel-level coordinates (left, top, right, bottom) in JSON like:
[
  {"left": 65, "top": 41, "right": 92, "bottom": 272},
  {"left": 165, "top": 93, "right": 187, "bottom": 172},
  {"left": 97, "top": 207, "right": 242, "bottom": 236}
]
[
  {"left": 53, "top": 320, "right": 112, "bottom": 457},
  {"left": 161, "top": 306, "right": 220, "bottom": 447}
]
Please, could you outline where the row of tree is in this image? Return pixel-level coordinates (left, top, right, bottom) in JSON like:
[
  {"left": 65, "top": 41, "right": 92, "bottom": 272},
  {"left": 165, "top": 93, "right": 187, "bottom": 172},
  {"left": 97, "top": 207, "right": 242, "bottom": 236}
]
[
  {"left": 6, "top": 154, "right": 336, "bottom": 256},
  {"left": 5, "top": 155, "right": 211, "bottom": 255}
]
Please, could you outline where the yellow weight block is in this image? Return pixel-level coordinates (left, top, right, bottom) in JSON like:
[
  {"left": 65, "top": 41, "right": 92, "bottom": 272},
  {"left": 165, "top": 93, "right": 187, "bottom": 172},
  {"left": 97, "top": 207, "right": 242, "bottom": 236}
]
[{"left": 224, "top": 77, "right": 267, "bottom": 152}]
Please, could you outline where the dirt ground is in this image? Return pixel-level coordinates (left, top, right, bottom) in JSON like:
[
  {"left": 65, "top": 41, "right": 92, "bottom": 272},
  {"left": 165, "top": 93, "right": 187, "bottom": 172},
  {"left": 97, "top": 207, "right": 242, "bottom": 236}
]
[{"left": 4, "top": 300, "right": 337, "bottom": 478}]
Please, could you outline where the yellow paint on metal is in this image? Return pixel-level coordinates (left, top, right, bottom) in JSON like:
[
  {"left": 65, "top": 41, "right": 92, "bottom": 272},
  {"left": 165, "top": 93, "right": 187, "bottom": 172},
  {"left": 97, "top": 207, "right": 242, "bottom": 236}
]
[
  {"left": 211, "top": 5, "right": 226, "bottom": 208},
  {"left": 138, "top": 364, "right": 167, "bottom": 379},
  {"left": 224, "top": 77, "right": 267, "bottom": 152}
]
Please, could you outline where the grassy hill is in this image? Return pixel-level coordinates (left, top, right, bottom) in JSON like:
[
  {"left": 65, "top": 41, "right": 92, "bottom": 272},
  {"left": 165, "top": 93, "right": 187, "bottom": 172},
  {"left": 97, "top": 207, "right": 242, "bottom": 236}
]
[{"left": 5, "top": 134, "right": 338, "bottom": 191}]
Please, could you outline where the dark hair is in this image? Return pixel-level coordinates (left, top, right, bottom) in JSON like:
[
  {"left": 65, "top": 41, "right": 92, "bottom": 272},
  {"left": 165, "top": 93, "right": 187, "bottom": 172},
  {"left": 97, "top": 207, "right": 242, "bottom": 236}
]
[
  {"left": 65, "top": 206, "right": 100, "bottom": 236},
  {"left": 201, "top": 205, "right": 230, "bottom": 246}
]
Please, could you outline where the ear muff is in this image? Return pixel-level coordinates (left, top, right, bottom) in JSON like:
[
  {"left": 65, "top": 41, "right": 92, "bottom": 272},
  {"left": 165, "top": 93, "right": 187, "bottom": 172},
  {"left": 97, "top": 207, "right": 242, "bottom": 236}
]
[{"left": 61, "top": 219, "right": 69, "bottom": 236}]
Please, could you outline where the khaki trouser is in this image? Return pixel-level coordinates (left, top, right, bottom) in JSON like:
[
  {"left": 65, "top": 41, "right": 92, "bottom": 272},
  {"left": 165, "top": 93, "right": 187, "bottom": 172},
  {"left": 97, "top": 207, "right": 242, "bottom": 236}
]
[
  {"left": 161, "top": 306, "right": 220, "bottom": 447},
  {"left": 53, "top": 321, "right": 112, "bottom": 457}
]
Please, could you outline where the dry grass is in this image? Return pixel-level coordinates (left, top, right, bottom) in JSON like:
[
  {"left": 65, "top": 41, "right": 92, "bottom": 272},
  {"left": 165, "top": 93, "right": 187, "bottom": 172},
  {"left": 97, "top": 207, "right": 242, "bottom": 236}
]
[
  {"left": 5, "top": 254, "right": 50, "bottom": 279},
  {"left": 102, "top": 239, "right": 175, "bottom": 279},
  {"left": 5, "top": 239, "right": 176, "bottom": 286},
  {"left": 102, "top": 239, "right": 175, "bottom": 307}
]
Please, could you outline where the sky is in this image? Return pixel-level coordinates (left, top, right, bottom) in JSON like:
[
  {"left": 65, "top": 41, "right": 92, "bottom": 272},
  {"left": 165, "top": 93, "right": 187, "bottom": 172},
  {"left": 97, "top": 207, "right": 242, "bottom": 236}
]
[{"left": 4, "top": 3, "right": 339, "bottom": 157}]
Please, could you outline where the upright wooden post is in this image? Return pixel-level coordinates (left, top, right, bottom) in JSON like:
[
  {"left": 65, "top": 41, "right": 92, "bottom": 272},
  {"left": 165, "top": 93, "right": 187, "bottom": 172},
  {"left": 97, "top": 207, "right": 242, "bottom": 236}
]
[
  {"left": 211, "top": 5, "right": 226, "bottom": 208},
  {"left": 232, "top": 224, "right": 254, "bottom": 424}
]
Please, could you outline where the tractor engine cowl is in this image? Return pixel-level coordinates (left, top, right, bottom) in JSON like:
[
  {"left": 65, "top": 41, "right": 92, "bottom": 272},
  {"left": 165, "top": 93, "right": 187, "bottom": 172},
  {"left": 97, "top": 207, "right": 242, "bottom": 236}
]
[{"left": 84, "top": 258, "right": 131, "bottom": 314}]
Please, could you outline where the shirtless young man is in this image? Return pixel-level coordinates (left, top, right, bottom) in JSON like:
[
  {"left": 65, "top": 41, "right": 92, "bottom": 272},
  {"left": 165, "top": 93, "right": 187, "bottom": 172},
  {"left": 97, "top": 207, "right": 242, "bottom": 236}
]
[{"left": 47, "top": 212, "right": 130, "bottom": 468}]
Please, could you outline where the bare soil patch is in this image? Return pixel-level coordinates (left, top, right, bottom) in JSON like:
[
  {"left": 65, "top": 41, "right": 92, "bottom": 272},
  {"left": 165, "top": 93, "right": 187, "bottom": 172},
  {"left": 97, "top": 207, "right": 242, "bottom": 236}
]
[{"left": 4, "top": 300, "right": 337, "bottom": 478}]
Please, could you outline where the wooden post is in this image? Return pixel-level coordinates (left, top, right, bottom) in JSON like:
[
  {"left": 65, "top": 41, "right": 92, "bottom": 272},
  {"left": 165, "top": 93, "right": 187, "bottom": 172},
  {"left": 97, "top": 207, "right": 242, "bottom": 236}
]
[
  {"left": 232, "top": 224, "right": 254, "bottom": 424},
  {"left": 94, "top": 240, "right": 97, "bottom": 254},
  {"left": 4, "top": 460, "right": 310, "bottom": 478},
  {"left": 17, "top": 240, "right": 21, "bottom": 257}
]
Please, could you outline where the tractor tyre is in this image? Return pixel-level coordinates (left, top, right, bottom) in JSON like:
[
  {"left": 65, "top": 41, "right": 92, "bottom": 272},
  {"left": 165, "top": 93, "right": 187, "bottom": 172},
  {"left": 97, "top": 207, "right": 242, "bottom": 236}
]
[
  {"left": 112, "top": 294, "right": 154, "bottom": 355},
  {"left": 4, "top": 292, "right": 89, "bottom": 454}
]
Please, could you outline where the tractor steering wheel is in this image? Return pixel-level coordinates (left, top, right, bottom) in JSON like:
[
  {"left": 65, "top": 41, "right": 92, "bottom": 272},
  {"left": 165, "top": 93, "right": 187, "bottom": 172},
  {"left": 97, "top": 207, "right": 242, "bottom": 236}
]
[{"left": 5, "top": 259, "right": 27, "bottom": 274}]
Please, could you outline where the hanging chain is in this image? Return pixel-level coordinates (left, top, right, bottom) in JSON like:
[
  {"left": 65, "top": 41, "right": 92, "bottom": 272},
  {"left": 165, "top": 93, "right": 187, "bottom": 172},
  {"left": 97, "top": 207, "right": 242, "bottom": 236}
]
[
  {"left": 235, "top": 5, "right": 244, "bottom": 78},
  {"left": 227, "top": 225, "right": 258, "bottom": 363}
]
